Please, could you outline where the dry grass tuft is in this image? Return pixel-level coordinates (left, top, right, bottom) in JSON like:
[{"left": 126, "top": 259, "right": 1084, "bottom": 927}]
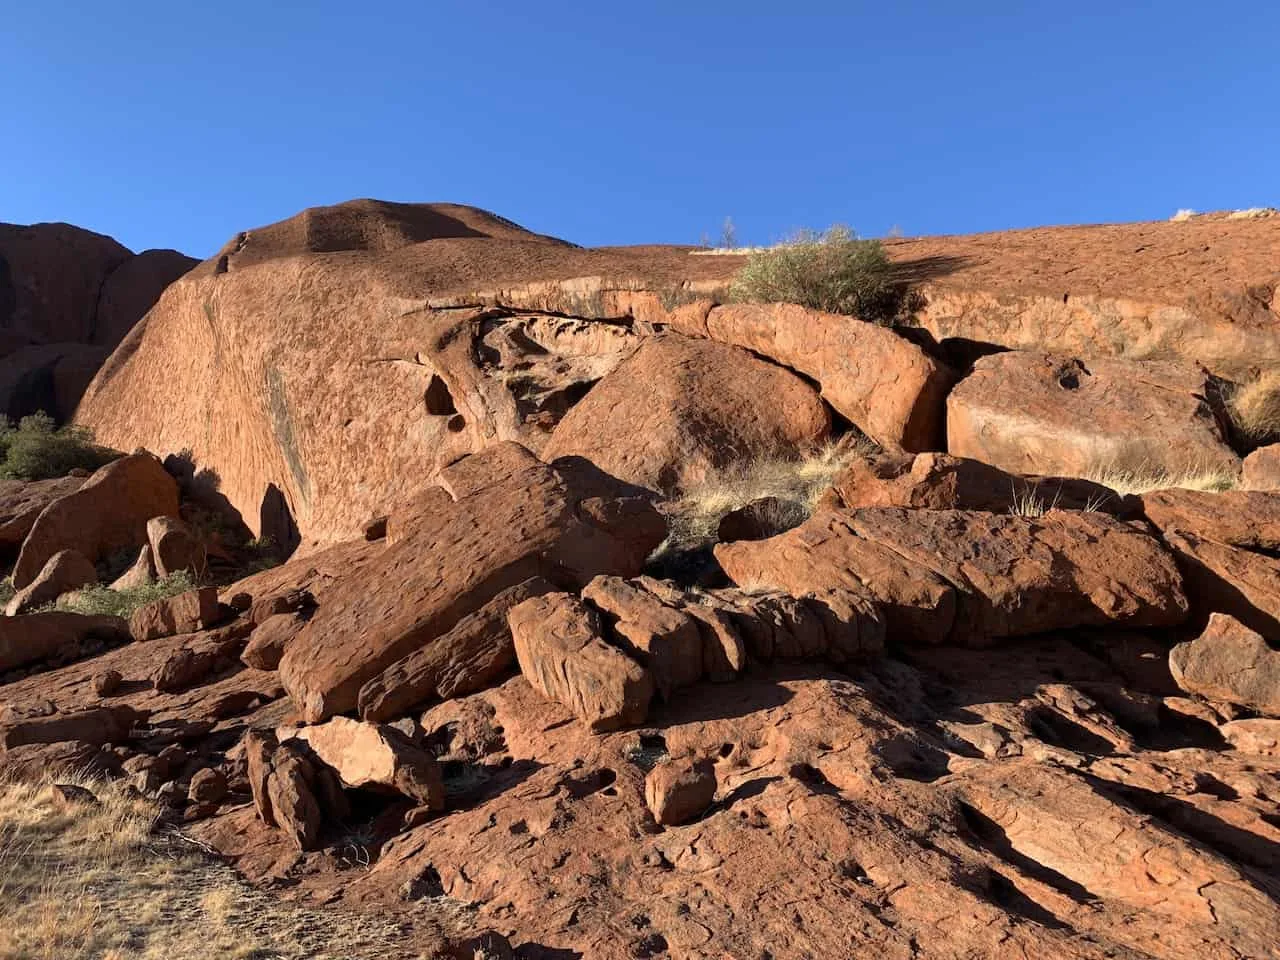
[
  {"left": 1226, "top": 206, "right": 1278, "bottom": 220},
  {"left": 1170, "top": 208, "right": 1198, "bottom": 222},
  {"left": 0, "top": 770, "right": 433, "bottom": 959},
  {"left": 1229, "top": 369, "right": 1280, "bottom": 444},
  {"left": 657, "top": 440, "right": 871, "bottom": 557},
  {"left": 1080, "top": 464, "right": 1239, "bottom": 497}
]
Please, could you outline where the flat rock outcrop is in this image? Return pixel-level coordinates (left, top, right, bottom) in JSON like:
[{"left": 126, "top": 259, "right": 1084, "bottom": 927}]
[
  {"left": 1163, "top": 531, "right": 1280, "bottom": 637},
  {"left": 13, "top": 452, "right": 179, "bottom": 588},
  {"left": 1141, "top": 488, "right": 1280, "bottom": 550},
  {"left": 278, "top": 450, "right": 667, "bottom": 721},
  {"left": 947, "top": 352, "right": 1239, "bottom": 479},
  {"left": 0, "top": 611, "right": 128, "bottom": 672},
  {"left": 1170, "top": 613, "right": 1280, "bottom": 715},
  {"left": 716, "top": 507, "right": 1188, "bottom": 645},
  {"left": 541, "top": 333, "right": 831, "bottom": 492}
]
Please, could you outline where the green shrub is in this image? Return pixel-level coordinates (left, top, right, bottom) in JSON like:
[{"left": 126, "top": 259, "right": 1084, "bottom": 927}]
[
  {"left": 729, "top": 225, "right": 901, "bottom": 322},
  {"left": 0, "top": 413, "right": 120, "bottom": 481},
  {"left": 53, "top": 571, "right": 196, "bottom": 620}
]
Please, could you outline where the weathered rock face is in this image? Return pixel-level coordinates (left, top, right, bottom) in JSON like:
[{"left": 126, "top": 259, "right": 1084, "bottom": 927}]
[
  {"left": 278, "top": 451, "right": 667, "bottom": 721},
  {"left": 13, "top": 452, "right": 179, "bottom": 588},
  {"left": 668, "top": 301, "right": 951, "bottom": 451},
  {"left": 1170, "top": 614, "right": 1280, "bottom": 715},
  {"left": 897, "top": 213, "right": 1280, "bottom": 379},
  {"left": 947, "top": 352, "right": 1239, "bottom": 479},
  {"left": 5, "top": 548, "right": 98, "bottom": 615},
  {"left": 92, "top": 248, "right": 198, "bottom": 349},
  {"left": 508, "top": 592, "right": 656, "bottom": 732},
  {"left": 716, "top": 508, "right": 1188, "bottom": 645},
  {"left": 290, "top": 717, "right": 445, "bottom": 808},
  {"left": 74, "top": 201, "right": 739, "bottom": 546},
  {"left": 0, "top": 704, "right": 143, "bottom": 750},
  {"left": 825, "top": 451, "right": 1131, "bottom": 515},
  {"left": 0, "top": 611, "right": 128, "bottom": 672},
  {"left": 0, "top": 223, "right": 195, "bottom": 420},
  {"left": 0, "top": 476, "right": 83, "bottom": 554},
  {"left": 1243, "top": 443, "right": 1280, "bottom": 490},
  {"left": 540, "top": 333, "right": 830, "bottom": 493}
]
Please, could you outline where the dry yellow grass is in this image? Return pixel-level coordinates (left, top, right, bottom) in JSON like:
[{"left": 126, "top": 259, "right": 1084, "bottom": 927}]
[
  {"left": 1081, "top": 464, "right": 1239, "bottom": 497},
  {"left": 659, "top": 440, "right": 871, "bottom": 552},
  {"left": 0, "top": 771, "right": 436, "bottom": 960},
  {"left": 1229, "top": 369, "right": 1280, "bottom": 443}
]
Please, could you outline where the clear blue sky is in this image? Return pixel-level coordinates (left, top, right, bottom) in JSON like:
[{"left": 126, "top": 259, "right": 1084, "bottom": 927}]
[{"left": 4, "top": 2, "right": 1277, "bottom": 257}]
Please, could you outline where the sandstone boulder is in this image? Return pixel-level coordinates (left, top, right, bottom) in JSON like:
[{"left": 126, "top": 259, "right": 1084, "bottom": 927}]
[
  {"left": 1221, "top": 718, "right": 1280, "bottom": 757},
  {"left": 1169, "top": 614, "right": 1280, "bottom": 715},
  {"left": 581, "top": 575, "right": 705, "bottom": 699},
  {"left": 13, "top": 452, "right": 179, "bottom": 588},
  {"left": 241, "top": 612, "right": 306, "bottom": 671},
  {"left": 825, "top": 451, "right": 1131, "bottom": 515},
  {"left": 5, "top": 548, "right": 98, "bottom": 615},
  {"left": 668, "top": 301, "right": 951, "bottom": 451},
  {"left": 645, "top": 756, "right": 717, "bottom": 826},
  {"left": 1242, "top": 444, "right": 1280, "bottom": 490},
  {"left": 0, "top": 476, "right": 83, "bottom": 552},
  {"left": 0, "top": 704, "right": 144, "bottom": 750},
  {"left": 0, "top": 611, "right": 128, "bottom": 672},
  {"left": 541, "top": 334, "right": 830, "bottom": 493},
  {"left": 358, "top": 576, "right": 556, "bottom": 722},
  {"left": 716, "top": 508, "right": 1187, "bottom": 645},
  {"left": 146, "top": 515, "right": 206, "bottom": 579},
  {"left": 109, "top": 545, "right": 154, "bottom": 590},
  {"left": 129, "top": 586, "right": 220, "bottom": 641},
  {"left": 290, "top": 716, "right": 445, "bottom": 809},
  {"left": 1140, "top": 488, "right": 1280, "bottom": 551},
  {"left": 1163, "top": 531, "right": 1280, "bottom": 638},
  {"left": 278, "top": 452, "right": 666, "bottom": 721},
  {"left": 509, "top": 592, "right": 655, "bottom": 731},
  {"left": 946, "top": 352, "right": 1239, "bottom": 479}
]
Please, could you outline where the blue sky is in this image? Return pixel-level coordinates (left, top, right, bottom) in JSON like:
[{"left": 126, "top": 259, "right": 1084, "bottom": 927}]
[{"left": 4, "top": 2, "right": 1277, "bottom": 257}]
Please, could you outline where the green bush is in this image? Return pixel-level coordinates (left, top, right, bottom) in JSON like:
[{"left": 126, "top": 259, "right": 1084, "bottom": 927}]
[
  {"left": 53, "top": 571, "right": 196, "bottom": 620},
  {"left": 729, "top": 225, "right": 901, "bottom": 322},
  {"left": 0, "top": 413, "right": 120, "bottom": 481}
]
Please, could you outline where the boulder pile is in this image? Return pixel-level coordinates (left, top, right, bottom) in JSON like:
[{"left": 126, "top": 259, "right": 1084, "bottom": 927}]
[{"left": 2, "top": 201, "right": 1279, "bottom": 958}]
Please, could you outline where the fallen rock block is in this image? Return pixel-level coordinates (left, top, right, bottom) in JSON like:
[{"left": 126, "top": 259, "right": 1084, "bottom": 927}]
[
  {"left": 0, "top": 475, "right": 83, "bottom": 551},
  {"left": 0, "top": 611, "right": 129, "bottom": 673},
  {"left": 669, "top": 301, "right": 952, "bottom": 451},
  {"left": 5, "top": 548, "right": 99, "bottom": 615},
  {"left": 645, "top": 756, "right": 717, "bottom": 826},
  {"left": 825, "top": 451, "right": 1131, "bottom": 516},
  {"left": 716, "top": 507, "right": 1187, "bottom": 645},
  {"left": 1242, "top": 444, "right": 1280, "bottom": 491},
  {"left": 1170, "top": 614, "right": 1280, "bottom": 716},
  {"left": 92, "top": 668, "right": 123, "bottom": 697},
  {"left": 279, "top": 452, "right": 666, "bottom": 722},
  {"left": 0, "top": 704, "right": 145, "bottom": 750},
  {"left": 1140, "top": 488, "right": 1280, "bottom": 551},
  {"left": 947, "top": 352, "right": 1239, "bottom": 479},
  {"left": 290, "top": 716, "right": 445, "bottom": 809},
  {"left": 541, "top": 333, "right": 831, "bottom": 492},
  {"left": 146, "top": 515, "right": 206, "bottom": 578},
  {"left": 242, "top": 613, "right": 306, "bottom": 671},
  {"left": 130, "top": 586, "right": 221, "bottom": 641},
  {"left": 1221, "top": 718, "right": 1280, "bottom": 757},
  {"left": 1163, "top": 531, "right": 1280, "bottom": 637},
  {"left": 13, "top": 452, "right": 179, "bottom": 589},
  {"left": 358, "top": 577, "right": 556, "bottom": 722},
  {"left": 509, "top": 592, "right": 654, "bottom": 731},
  {"left": 582, "top": 575, "right": 704, "bottom": 699},
  {"left": 109, "top": 544, "right": 155, "bottom": 590},
  {"left": 265, "top": 743, "right": 324, "bottom": 852}
]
